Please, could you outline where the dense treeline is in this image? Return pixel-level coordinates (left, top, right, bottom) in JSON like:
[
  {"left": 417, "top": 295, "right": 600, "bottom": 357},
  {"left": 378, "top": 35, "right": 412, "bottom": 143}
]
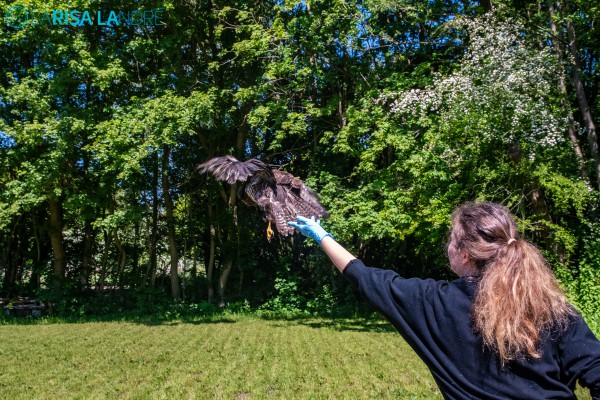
[{"left": 1, "top": 0, "right": 599, "bottom": 320}]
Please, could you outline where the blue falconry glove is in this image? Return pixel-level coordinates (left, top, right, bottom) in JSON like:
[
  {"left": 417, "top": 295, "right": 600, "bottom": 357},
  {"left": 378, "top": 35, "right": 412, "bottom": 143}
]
[{"left": 287, "top": 215, "right": 333, "bottom": 245}]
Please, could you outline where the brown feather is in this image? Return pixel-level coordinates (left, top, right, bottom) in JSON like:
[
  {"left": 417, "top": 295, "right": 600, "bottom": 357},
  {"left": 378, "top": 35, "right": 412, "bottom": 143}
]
[
  {"left": 198, "top": 155, "right": 328, "bottom": 237},
  {"left": 197, "top": 155, "right": 273, "bottom": 185}
]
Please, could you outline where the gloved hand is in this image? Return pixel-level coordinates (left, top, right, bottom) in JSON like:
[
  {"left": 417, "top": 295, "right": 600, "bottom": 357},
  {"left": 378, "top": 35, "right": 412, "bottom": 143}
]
[{"left": 287, "top": 215, "right": 334, "bottom": 245}]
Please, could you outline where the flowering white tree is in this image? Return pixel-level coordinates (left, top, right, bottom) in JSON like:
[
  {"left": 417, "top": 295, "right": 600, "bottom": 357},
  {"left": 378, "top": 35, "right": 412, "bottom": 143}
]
[
  {"left": 321, "top": 15, "right": 592, "bottom": 273},
  {"left": 381, "top": 15, "right": 568, "bottom": 155}
]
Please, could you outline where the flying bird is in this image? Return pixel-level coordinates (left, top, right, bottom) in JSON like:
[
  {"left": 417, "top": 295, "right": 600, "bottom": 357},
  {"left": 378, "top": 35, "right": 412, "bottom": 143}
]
[{"left": 197, "top": 155, "right": 328, "bottom": 241}]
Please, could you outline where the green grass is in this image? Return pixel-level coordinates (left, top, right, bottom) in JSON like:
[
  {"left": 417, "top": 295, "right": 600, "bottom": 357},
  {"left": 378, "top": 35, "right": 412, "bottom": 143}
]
[{"left": 0, "top": 315, "right": 592, "bottom": 399}]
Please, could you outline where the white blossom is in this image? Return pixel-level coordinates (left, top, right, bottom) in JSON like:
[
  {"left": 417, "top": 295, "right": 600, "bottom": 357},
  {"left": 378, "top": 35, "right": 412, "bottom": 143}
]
[{"left": 379, "top": 15, "right": 566, "bottom": 158}]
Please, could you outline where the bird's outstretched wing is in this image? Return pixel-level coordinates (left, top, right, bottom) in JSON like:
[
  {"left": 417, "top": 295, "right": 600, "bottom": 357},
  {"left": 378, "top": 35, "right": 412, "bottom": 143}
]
[{"left": 197, "top": 155, "right": 274, "bottom": 184}]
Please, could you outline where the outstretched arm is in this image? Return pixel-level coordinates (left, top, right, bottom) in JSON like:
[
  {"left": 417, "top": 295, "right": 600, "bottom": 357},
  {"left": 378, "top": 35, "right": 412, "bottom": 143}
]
[
  {"left": 287, "top": 216, "right": 356, "bottom": 272},
  {"left": 321, "top": 236, "right": 356, "bottom": 272}
]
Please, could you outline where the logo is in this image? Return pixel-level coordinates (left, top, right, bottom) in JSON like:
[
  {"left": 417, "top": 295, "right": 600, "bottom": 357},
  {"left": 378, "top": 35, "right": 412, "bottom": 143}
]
[
  {"left": 4, "top": 5, "right": 165, "bottom": 29},
  {"left": 6, "top": 5, "right": 28, "bottom": 28}
]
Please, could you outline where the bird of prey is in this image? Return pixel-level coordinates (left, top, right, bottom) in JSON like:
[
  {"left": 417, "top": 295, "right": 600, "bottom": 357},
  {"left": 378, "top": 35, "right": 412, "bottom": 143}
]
[{"left": 198, "top": 155, "right": 328, "bottom": 241}]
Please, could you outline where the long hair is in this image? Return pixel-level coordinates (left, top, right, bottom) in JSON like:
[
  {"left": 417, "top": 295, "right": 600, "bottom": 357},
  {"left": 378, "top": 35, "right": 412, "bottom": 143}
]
[{"left": 449, "top": 202, "right": 574, "bottom": 364}]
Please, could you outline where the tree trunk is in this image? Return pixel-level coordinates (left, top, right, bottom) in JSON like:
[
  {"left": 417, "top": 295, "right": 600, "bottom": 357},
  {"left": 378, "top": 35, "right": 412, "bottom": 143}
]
[
  {"left": 218, "top": 259, "right": 233, "bottom": 306},
  {"left": 162, "top": 145, "right": 181, "bottom": 300},
  {"left": 98, "top": 229, "right": 113, "bottom": 292},
  {"left": 547, "top": 2, "right": 589, "bottom": 183},
  {"left": 115, "top": 231, "right": 127, "bottom": 288},
  {"left": 218, "top": 205, "right": 239, "bottom": 306},
  {"left": 80, "top": 219, "right": 93, "bottom": 289},
  {"left": 216, "top": 103, "right": 249, "bottom": 303},
  {"left": 480, "top": 0, "right": 493, "bottom": 12},
  {"left": 191, "top": 234, "right": 198, "bottom": 280},
  {"left": 144, "top": 152, "right": 160, "bottom": 286},
  {"left": 48, "top": 195, "right": 66, "bottom": 290},
  {"left": 206, "top": 203, "right": 216, "bottom": 304},
  {"left": 15, "top": 223, "right": 27, "bottom": 292},
  {"left": 131, "top": 220, "right": 140, "bottom": 284},
  {"left": 29, "top": 215, "right": 42, "bottom": 292},
  {"left": 2, "top": 215, "right": 19, "bottom": 296},
  {"left": 565, "top": 17, "right": 600, "bottom": 189}
]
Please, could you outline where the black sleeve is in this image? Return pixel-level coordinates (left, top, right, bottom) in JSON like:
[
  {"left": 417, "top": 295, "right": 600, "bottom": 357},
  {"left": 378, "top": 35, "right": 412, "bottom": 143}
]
[
  {"left": 558, "top": 314, "right": 600, "bottom": 399},
  {"left": 342, "top": 258, "right": 438, "bottom": 339}
]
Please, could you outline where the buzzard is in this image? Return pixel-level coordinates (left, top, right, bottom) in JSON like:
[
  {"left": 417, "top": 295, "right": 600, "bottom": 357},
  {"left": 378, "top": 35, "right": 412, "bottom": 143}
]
[{"left": 198, "top": 155, "right": 328, "bottom": 240}]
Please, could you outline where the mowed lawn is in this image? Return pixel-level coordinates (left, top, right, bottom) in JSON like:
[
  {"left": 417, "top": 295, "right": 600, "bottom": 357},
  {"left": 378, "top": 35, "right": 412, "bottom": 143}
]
[{"left": 0, "top": 316, "right": 592, "bottom": 400}]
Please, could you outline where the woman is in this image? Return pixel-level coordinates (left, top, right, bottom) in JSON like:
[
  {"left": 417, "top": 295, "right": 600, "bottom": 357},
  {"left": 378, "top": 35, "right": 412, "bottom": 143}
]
[{"left": 288, "top": 202, "right": 600, "bottom": 399}]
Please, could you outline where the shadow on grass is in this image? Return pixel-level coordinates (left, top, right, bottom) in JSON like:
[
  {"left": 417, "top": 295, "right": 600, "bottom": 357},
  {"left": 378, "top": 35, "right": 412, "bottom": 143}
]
[
  {"left": 256, "top": 311, "right": 396, "bottom": 333},
  {"left": 295, "top": 317, "right": 396, "bottom": 333},
  {"left": 0, "top": 306, "right": 392, "bottom": 332},
  {"left": 0, "top": 312, "right": 397, "bottom": 333},
  {"left": 0, "top": 312, "right": 239, "bottom": 326},
  {"left": 140, "top": 317, "right": 238, "bottom": 326}
]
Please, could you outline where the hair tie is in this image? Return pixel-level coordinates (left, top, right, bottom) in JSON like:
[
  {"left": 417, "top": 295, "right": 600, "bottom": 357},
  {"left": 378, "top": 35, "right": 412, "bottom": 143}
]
[{"left": 507, "top": 238, "right": 516, "bottom": 245}]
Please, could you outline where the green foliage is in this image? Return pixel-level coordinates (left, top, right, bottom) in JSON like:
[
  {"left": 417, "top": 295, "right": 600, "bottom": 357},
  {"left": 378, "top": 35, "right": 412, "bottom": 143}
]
[
  {"left": 306, "top": 284, "right": 336, "bottom": 315},
  {"left": 0, "top": 0, "right": 599, "bottom": 327},
  {"left": 315, "top": 15, "right": 597, "bottom": 279},
  {"left": 260, "top": 277, "right": 309, "bottom": 317},
  {"left": 556, "top": 218, "right": 600, "bottom": 334},
  {"left": 260, "top": 277, "right": 339, "bottom": 318}
]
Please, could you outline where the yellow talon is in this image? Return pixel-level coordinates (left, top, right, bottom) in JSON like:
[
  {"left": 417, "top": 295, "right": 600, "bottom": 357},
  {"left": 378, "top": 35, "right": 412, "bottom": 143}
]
[{"left": 267, "top": 220, "right": 274, "bottom": 242}]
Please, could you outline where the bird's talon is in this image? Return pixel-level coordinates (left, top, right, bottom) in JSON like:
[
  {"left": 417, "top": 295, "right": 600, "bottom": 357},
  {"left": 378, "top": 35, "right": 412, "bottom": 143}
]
[{"left": 267, "top": 221, "right": 274, "bottom": 242}]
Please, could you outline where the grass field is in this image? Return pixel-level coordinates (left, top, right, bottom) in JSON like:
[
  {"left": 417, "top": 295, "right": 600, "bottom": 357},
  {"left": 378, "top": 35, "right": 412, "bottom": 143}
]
[{"left": 0, "top": 315, "right": 593, "bottom": 399}]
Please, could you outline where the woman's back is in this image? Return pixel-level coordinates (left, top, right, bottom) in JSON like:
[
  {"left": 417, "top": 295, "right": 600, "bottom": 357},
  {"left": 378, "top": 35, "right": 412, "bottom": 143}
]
[
  {"left": 288, "top": 201, "right": 600, "bottom": 399},
  {"left": 343, "top": 259, "right": 600, "bottom": 400}
]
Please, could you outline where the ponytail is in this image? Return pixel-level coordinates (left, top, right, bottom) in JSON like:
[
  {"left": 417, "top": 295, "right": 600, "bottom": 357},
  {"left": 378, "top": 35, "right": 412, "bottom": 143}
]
[{"left": 451, "top": 202, "right": 574, "bottom": 364}]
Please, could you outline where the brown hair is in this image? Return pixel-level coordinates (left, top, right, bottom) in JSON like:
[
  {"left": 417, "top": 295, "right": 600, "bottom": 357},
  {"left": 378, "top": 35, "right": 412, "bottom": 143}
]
[{"left": 449, "top": 202, "right": 573, "bottom": 364}]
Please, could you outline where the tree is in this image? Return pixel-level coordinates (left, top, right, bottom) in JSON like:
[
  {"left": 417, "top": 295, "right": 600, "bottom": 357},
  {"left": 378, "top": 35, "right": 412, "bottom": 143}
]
[
  {"left": 1, "top": 0, "right": 598, "bottom": 318},
  {"left": 326, "top": 15, "right": 592, "bottom": 276}
]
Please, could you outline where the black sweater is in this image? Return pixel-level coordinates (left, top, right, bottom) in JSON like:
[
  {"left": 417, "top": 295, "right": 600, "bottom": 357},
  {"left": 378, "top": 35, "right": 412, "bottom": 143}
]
[{"left": 343, "top": 259, "right": 600, "bottom": 400}]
